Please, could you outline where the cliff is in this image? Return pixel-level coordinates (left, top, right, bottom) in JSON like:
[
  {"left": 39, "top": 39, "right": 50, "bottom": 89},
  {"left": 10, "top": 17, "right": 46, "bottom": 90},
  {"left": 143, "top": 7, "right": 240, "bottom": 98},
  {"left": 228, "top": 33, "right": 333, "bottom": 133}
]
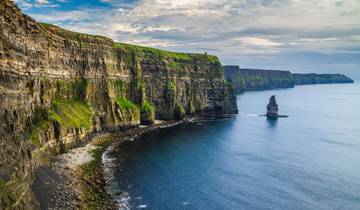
[
  {"left": 224, "top": 66, "right": 354, "bottom": 93},
  {"left": 0, "top": 1, "right": 237, "bottom": 208},
  {"left": 292, "top": 73, "right": 354, "bottom": 85},
  {"left": 224, "top": 66, "right": 294, "bottom": 93}
]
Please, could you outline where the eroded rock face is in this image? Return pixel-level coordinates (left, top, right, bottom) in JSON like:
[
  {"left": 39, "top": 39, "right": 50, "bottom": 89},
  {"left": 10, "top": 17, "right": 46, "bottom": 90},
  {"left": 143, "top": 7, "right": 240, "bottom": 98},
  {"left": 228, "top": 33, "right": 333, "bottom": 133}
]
[
  {"left": 0, "top": 0, "right": 238, "bottom": 208},
  {"left": 292, "top": 73, "right": 354, "bottom": 85},
  {"left": 223, "top": 66, "right": 354, "bottom": 94},
  {"left": 266, "top": 95, "right": 279, "bottom": 119},
  {"left": 223, "top": 66, "right": 295, "bottom": 93}
]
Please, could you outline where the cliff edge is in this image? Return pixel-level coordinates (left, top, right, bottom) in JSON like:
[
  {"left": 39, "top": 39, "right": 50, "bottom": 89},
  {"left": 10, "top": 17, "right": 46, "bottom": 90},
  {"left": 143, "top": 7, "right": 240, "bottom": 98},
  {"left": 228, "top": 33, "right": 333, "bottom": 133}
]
[
  {"left": 0, "top": 0, "right": 237, "bottom": 208},
  {"left": 224, "top": 66, "right": 294, "bottom": 93},
  {"left": 292, "top": 73, "right": 354, "bottom": 85},
  {"left": 224, "top": 66, "right": 354, "bottom": 93}
]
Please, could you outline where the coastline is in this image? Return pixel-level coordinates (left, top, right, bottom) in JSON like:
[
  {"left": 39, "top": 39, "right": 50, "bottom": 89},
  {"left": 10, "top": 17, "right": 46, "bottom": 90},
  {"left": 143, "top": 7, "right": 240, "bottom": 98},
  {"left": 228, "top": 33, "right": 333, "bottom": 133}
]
[{"left": 32, "top": 119, "right": 185, "bottom": 209}]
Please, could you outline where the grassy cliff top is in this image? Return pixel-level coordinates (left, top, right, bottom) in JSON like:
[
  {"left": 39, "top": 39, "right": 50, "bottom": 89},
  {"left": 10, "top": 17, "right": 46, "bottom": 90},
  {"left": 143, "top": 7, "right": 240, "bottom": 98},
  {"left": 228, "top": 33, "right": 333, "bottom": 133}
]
[
  {"left": 113, "top": 42, "right": 219, "bottom": 63},
  {"left": 39, "top": 22, "right": 220, "bottom": 64},
  {"left": 39, "top": 22, "right": 112, "bottom": 42}
]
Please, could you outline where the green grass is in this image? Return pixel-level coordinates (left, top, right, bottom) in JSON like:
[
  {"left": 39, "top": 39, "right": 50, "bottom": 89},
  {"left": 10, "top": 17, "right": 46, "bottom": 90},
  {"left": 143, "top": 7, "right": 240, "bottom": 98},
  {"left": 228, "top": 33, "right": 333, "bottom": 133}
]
[
  {"left": 169, "top": 61, "right": 182, "bottom": 69},
  {"left": 113, "top": 42, "right": 220, "bottom": 64},
  {"left": 113, "top": 42, "right": 192, "bottom": 60},
  {"left": 29, "top": 99, "right": 93, "bottom": 147},
  {"left": 164, "top": 80, "right": 176, "bottom": 106},
  {"left": 141, "top": 100, "right": 155, "bottom": 124},
  {"left": 115, "top": 97, "right": 140, "bottom": 122},
  {"left": 175, "top": 103, "right": 186, "bottom": 119},
  {"left": 116, "top": 97, "right": 139, "bottom": 114},
  {"left": 50, "top": 100, "right": 93, "bottom": 130}
]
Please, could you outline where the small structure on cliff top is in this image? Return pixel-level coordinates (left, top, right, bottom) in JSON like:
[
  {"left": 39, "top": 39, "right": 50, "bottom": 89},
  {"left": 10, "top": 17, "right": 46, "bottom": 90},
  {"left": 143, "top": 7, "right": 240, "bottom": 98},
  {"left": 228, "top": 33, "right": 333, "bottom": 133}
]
[{"left": 266, "top": 95, "right": 288, "bottom": 119}]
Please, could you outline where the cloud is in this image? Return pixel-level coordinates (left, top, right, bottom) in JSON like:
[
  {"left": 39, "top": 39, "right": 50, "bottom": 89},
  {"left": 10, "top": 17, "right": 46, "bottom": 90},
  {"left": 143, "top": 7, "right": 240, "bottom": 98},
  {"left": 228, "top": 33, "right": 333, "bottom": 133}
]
[
  {"left": 233, "top": 37, "right": 284, "bottom": 47},
  {"left": 14, "top": 0, "right": 60, "bottom": 8},
  {"left": 19, "top": 0, "right": 360, "bottom": 76}
]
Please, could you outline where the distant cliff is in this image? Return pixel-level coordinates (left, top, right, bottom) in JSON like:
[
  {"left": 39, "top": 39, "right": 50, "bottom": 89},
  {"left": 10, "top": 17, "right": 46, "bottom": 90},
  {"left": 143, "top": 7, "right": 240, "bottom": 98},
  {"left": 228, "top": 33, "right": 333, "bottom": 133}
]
[
  {"left": 0, "top": 1, "right": 237, "bottom": 208},
  {"left": 224, "top": 66, "right": 294, "bottom": 93},
  {"left": 292, "top": 73, "right": 354, "bottom": 85},
  {"left": 224, "top": 66, "right": 354, "bottom": 93}
]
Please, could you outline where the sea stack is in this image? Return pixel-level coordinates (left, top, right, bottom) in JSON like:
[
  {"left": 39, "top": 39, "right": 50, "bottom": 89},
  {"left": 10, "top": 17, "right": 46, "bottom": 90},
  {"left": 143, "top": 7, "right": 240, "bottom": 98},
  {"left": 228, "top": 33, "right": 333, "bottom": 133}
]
[{"left": 266, "top": 95, "right": 279, "bottom": 119}]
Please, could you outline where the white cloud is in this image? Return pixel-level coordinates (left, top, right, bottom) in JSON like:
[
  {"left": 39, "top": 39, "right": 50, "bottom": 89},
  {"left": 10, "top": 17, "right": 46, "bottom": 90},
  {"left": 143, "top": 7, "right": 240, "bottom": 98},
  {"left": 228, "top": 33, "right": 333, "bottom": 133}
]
[
  {"left": 20, "top": 0, "right": 360, "bottom": 75},
  {"left": 15, "top": 0, "right": 60, "bottom": 8},
  {"left": 234, "top": 37, "right": 283, "bottom": 47},
  {"left": 36, "top": 0, "right": 49, "bottom": 4},
  {"left": 31, "top": 10, "right": 92, "bottom": 22}
]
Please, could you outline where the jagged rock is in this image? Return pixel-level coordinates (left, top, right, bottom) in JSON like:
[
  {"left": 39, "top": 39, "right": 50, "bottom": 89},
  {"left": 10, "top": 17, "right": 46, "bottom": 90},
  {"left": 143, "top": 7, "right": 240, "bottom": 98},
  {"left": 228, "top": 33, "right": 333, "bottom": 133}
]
[{"left": 266, "top": 95, "right": 279, "bottom": 119}]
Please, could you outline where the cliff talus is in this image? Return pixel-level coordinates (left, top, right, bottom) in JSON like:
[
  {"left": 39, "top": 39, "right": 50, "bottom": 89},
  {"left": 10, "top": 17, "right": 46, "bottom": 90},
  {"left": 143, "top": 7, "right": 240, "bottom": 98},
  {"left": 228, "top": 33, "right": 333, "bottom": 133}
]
[{"left": 0, "top": 1, "right": 237, "bottom": 208}]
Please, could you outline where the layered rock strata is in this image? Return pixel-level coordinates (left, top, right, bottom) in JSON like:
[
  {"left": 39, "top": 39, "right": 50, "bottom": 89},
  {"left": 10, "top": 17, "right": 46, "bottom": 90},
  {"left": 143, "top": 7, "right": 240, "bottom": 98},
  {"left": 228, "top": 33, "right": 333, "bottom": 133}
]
[
  {"left": 292, "top": 73, "right": 354, "bottom": 85},
  {"left": 0, "top": 1, "right": 238, "bottom": 208},
  {"left": 224, "top": 65, "right": 354, "bottom": 93},
  {"left": 224, "top": 66, "right": 295, "bottom": 93}
]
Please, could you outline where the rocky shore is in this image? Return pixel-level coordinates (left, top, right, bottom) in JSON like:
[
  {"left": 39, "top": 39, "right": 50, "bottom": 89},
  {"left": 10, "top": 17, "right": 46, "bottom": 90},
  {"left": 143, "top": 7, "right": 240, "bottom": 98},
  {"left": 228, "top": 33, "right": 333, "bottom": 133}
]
[{"left": 31, "top": 119, "right": 187, "bottom": 209}]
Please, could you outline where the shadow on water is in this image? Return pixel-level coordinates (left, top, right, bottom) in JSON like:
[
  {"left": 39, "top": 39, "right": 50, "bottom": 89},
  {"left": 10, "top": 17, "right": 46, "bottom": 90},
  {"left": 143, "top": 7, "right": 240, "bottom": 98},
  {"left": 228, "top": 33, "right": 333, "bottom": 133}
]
[{"left": 266, "top": 117, "right": 278, "bottom": 128}]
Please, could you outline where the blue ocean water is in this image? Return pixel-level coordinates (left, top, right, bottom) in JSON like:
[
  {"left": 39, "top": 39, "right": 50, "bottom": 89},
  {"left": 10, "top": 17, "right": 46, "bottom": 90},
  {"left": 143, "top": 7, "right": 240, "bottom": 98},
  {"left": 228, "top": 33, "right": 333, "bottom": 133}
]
[{"left": 104, "top": 83, "right": 360, "bottom": 210}]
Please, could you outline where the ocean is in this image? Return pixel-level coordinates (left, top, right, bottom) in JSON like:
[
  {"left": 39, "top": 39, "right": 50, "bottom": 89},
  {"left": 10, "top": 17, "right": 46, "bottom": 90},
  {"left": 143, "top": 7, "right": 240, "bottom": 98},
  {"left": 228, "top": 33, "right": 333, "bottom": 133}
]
[{"left": 103, "top": 83, "right": 360, "bottom": 210}]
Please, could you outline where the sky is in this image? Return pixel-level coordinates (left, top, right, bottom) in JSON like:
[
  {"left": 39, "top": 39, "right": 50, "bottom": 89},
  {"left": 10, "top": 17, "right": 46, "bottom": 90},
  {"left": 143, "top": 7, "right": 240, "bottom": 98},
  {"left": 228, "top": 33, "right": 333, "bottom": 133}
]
[{"left": 14, "top": 0, "right": 360, "bottom": 79}]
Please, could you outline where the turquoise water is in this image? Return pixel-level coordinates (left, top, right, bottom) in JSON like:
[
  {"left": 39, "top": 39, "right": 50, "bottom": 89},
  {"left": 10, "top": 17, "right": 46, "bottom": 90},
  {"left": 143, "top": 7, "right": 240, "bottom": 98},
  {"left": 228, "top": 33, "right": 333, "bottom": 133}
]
[{"left": 104, "top": 83, "right": 360, "bottom": 210}]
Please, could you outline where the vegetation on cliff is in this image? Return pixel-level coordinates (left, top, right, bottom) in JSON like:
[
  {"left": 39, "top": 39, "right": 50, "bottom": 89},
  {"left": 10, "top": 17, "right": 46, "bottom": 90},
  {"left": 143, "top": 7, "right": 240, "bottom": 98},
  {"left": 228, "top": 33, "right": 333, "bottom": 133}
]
[
  {"left": 50, "top": 100, "right": 93, "bottom": 130},
  {"left": 0, "top": 1, "right": 238, "bottom": 209},
  {"left": 141, "top": 100, "right": 155, "bottom": 125},
  {"left": 29, "top": 107, "right": 51, "bottom": 148},
  {"left": 175, "top": 103, "right": 186, "bottom": 120},
  {"left": 115, "top": 97, "right": 140, "bottom": 123},
  {"left": 113, "top": 42, "right": 220, "bottom": 64}
]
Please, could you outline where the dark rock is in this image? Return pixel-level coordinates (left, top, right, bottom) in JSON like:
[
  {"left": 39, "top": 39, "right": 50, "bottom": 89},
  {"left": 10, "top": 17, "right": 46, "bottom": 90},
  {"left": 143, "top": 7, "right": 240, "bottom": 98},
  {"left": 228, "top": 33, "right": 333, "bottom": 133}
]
[{"left": 266, "top": 95, "right": 279, "bottom": 119}]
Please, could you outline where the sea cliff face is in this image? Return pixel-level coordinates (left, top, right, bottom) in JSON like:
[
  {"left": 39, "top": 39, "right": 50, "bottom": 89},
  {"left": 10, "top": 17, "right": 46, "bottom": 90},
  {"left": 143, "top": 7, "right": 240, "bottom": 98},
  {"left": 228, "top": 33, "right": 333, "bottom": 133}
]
[
  {"left": 224, "top": 65, "right": 354, "bottom": 93},
  {"left": 0, "top": 1, "right": 237, "bottom": 208},
  {"left": 292, "top": 73, "right": 354, "bottom": 85},
  {"left": 224, "top": 66, "right": 295, "bottom": 93}
]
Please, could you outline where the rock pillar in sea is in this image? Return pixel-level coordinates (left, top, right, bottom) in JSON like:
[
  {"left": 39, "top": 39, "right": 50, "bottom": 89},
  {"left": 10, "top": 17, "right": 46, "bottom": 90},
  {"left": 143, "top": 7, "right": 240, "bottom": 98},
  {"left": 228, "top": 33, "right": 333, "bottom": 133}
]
[{"left": 266, "top": 95, "right": 279, "bottom": 119}]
